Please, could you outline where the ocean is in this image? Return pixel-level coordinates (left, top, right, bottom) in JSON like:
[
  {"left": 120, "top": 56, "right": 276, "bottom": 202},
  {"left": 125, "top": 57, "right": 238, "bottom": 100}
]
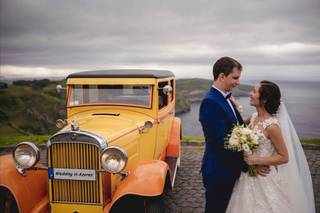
[{"left": 177, "top": 81, "right": 320, "bottom": 139}]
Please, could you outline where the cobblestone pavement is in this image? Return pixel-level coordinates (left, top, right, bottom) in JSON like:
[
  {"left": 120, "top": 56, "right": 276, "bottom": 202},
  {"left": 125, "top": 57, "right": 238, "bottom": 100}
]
[
  {"left": 1, "top": 145, "right": 319, "bottom": 212},
  {"left": 163, "top": 145, "right": 320, "bottom": 213}
]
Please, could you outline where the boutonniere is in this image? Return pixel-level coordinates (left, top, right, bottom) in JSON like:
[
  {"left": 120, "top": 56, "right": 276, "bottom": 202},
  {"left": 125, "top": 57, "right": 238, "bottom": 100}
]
[{"left": 230, "top": 96, "right": 244, "bottom": 113}]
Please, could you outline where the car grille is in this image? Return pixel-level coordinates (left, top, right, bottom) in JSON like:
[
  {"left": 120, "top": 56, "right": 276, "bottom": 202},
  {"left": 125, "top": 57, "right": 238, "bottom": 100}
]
[{"left": 49, "top": 143, "right": 102, "bottom": 204}]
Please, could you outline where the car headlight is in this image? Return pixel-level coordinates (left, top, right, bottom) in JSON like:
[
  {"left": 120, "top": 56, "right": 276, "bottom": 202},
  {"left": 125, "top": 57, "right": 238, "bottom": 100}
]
[
  {"left": 101, "top": 146, "right": 128, "bottom": 173},
  {"left": 13, "top": 142, "right": 40, "bottom": 169}
]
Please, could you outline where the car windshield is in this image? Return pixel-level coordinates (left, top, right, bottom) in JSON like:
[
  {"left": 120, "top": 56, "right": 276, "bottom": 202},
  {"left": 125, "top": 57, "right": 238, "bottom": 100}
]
[{"left": 68, "top": 84, "right": 152, "bottom": 107}]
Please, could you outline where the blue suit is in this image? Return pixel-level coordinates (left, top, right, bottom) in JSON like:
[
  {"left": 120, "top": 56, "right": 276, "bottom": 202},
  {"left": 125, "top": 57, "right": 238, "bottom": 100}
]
[{"left": 199, "top": 87, "right": 247, "bottom": 213}]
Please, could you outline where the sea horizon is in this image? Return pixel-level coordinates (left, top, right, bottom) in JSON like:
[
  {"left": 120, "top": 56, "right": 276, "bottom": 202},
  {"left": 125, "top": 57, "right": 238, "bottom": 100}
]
[{"left": 177, "top": 80, "right": 320, "bottom": 139}]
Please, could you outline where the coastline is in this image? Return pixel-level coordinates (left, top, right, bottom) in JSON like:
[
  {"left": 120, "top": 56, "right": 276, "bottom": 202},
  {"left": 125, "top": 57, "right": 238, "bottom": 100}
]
[{"left": 175, "top": 83, "right": 252, "bottom": 114}]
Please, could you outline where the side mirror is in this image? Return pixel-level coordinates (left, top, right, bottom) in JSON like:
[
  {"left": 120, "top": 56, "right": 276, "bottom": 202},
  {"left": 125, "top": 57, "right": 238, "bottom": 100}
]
[
  {"left": 56, "top": 84, "right": 65, "bottom": 94},
  {"left": 162, "top": 85, "right": 173, "bottom": 95}
]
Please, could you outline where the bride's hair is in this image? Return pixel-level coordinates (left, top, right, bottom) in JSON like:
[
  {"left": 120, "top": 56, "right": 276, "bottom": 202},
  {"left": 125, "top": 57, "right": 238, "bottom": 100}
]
[{"left": 259, "top": 80, "right": 281, "bottom": 114}]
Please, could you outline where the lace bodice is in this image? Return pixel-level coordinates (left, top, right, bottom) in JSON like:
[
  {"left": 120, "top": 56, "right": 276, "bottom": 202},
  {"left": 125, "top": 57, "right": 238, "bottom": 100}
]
[
  {"left": 227, "top": 112, "right": 292, "bottom": 213},
  {"left": 227, "top": 108, "right": 313, "bottom": 213},
  {"left": 249, "top": 112, "right": 280, "bottom": 157}
]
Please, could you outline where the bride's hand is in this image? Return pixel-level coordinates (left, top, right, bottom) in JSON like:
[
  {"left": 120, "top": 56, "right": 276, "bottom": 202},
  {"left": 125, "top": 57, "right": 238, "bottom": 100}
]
[
  {"left": 244, "top": 153, "right": 259, "bottom": 165},
  {"left": 256, "top": 165, "right": 271, "bottom": 176}
]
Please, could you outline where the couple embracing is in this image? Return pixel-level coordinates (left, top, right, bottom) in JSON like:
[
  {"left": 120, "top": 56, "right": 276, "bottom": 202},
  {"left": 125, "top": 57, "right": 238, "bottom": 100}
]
[{"left": 199, "top": 57, "right": 315, "bottom": 213}]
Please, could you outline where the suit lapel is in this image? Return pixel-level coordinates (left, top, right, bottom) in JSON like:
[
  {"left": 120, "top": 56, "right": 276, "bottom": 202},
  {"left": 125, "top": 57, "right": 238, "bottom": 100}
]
[
  {"left": 210, "top": 87, "right": 238, "bottom": 123},
  {"left": 230, "top": 100, "right": 244, "bottom": 124}
]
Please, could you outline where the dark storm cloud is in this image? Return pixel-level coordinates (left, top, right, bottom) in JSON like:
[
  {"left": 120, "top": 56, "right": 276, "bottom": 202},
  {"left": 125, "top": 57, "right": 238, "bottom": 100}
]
[{"left": 1, "top": 0, "right": 320, "bottom": 79}]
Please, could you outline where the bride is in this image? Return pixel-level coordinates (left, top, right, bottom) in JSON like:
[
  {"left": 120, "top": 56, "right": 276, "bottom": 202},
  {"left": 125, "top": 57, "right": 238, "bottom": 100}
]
[{"left": 226, "top": 80, "right": 315, "bottom": 213}]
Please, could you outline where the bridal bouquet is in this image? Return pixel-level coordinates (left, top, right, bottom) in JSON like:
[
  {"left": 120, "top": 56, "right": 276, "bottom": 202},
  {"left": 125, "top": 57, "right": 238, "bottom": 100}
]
[{"left": 224, "top": 124, "right": 260, "bottom": 176}]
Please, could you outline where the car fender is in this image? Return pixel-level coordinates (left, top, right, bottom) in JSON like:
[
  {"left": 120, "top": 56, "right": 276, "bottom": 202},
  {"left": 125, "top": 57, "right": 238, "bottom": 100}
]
[
  {"left": 104, "top": 160, "right": 169, "bottom": 212},
  {"left": 166, "top": 117, "right": 181, "bottom": 158},
  {"left": 0, "top": 154, "right": 48, "bottom": 213}
]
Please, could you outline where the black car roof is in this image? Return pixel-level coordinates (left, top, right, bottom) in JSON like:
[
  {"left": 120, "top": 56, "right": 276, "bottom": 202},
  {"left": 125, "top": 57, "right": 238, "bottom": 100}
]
[{"left": 67, "top": 69, "right": 175, "bottom": 79}]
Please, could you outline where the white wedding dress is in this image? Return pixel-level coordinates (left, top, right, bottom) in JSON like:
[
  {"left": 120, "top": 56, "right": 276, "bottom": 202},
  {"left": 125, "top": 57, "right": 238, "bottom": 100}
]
[{"left": 226, "top": 104, "right": 315, "bottom": 213}]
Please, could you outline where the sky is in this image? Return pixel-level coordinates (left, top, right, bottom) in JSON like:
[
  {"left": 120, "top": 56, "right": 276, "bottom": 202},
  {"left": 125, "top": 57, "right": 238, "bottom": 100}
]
[{"left": 1, "top": 0, "right": 320, "bottom": 81}]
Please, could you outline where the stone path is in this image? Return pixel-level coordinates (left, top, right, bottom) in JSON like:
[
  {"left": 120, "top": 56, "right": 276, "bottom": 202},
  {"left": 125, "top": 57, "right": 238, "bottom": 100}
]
[
  {"left": 1, "top": 144, "right": 319, "bottom": 212},
  {"left": 163, "top": 145, "right": 320, "bottom": 213}
]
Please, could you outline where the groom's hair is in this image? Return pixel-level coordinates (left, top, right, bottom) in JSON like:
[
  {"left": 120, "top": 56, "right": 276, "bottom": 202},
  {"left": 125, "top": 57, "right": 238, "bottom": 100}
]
[
  {"left": 259, "top": 80, "right": 281, "bottom": 114},
  {"left": 212, "top": 56, "right": 242, "bottom": 80}
]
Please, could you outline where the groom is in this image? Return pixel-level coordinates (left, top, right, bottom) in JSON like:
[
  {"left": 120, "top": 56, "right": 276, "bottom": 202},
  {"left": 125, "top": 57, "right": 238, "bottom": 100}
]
[{"left": 199, "top": 57, "right": 248, "bottom": 213}]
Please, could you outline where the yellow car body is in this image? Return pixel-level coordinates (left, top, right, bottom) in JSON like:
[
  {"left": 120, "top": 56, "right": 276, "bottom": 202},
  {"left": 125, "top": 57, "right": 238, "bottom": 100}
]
[{"left": 0, "top": 70, "right": 181, "bottom": 213}]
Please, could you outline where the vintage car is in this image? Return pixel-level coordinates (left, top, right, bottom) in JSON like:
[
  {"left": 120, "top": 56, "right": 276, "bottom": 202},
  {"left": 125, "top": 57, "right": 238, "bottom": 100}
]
[{"left": 0, "top": 70, "right": 181, "bottom": 213}]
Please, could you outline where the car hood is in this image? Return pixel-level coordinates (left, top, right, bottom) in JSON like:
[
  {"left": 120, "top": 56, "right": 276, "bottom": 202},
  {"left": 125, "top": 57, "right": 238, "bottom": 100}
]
[{"left": 59, "top": 111, "right": 154, "bottom": 143}]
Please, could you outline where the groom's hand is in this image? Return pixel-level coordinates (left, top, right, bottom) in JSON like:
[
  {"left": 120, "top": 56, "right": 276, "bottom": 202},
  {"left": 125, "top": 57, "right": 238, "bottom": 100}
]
[
  {"left": 244, "top": 153, "right": 258, "bottom": 165},
  {"left": 256, "top": 165, "right": 271, "bottom": 176}
]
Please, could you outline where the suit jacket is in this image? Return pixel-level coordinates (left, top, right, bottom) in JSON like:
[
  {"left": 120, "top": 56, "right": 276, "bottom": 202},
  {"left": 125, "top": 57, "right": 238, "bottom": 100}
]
[{"left": 199, "top": 87, "right": 248, "bottom": 189}]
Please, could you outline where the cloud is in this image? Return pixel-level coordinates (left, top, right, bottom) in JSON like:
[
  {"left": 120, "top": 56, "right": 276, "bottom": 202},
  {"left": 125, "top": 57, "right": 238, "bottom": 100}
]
[
  {"left": 1, "top": 0, "right": 320, "bottom": 80},
  {"left": 0, "top": 65, "right": 76, "bottom": 79}
]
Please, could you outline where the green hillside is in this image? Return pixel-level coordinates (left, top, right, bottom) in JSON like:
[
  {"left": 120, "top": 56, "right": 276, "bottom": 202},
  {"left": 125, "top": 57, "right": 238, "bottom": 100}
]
[
  {"left": 0, "top": 80, "right": 66, "bottom": 137},
  {"left": 1, "top": 79, "right": 318, "bottom": 145},
  {"left": 176, "top": 78, "right": 252, "bottom": 97},
  {"left": 175, "top": 78, "right": 252, "bottom": 113},
  {"left": 0, "top": 78, "right": 252, "bottom": 140},
  {"left": 176, "top": 78, "right": 212, "bottom": 92}
]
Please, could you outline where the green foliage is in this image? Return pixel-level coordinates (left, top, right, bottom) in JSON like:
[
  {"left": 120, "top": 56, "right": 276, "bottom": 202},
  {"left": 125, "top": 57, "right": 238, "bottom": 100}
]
[
  {"left": 176, "top": 78, "right": 212, "bottom": 92},
  {"left": 0, "top": 110, "right": 8, "bottom": 121},
  {"left": 2, "top": 78, "right": 317, "bottom": 143},
  {"left": 300, "top": 138, "right": 320, "bottom": 145},
  {"left": 0, "top": 80, "right": 66, "bottom": 136},
  {"left": 0, "top": 122, "right": 22, "bottom": 136},
  {"left": 176, "top": 78, "right": 252, "bottom": 95},
  {"left": 0, "top": 135, "right": 50, "bottom": 145},
  {"left": 175, "top": 79, "right": 253, "bottom": 113},
  {"left": 182, "top": 136, "right": 320, "bottom": 145},
  {"left": 182, "top": 135, "right": 205, "bottom": 142},
  {"left": 0, "top": 78, "right": 252, "bottom": 137},
  {"left": 0, "top": 82, "right": 8, "bottom": 89},
  {"left": 175, "top": 79, "right": 210, "bottom": 114},
  {"left": 1, "top": 134, "right": 319, "bottom": 146},
  {"left": 175, "top": 93, "right": 190, "bottom": 114},
  {"left": 12, "top": 79, "right": 54, "bottom": 90}
]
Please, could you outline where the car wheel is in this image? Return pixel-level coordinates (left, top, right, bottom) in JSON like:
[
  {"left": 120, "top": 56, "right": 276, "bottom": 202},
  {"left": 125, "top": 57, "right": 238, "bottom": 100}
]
[
  {"left": 144, "top": 196, "right": 164, "bottom": 213},
  {"left": 0, "top": 187, "right": 19, "bottom": 213}
]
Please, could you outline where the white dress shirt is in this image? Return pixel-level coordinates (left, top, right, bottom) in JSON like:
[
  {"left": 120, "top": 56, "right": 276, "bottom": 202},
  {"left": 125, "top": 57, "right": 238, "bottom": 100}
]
[{"left": 212, "top": 85, "right": 238, "bottom": 121}]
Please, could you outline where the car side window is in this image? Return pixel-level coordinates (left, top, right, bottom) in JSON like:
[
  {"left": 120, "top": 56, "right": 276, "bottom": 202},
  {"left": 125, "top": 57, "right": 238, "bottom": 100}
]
[{"left": 158, "top": 81, "right": 168, "bottom": 109}]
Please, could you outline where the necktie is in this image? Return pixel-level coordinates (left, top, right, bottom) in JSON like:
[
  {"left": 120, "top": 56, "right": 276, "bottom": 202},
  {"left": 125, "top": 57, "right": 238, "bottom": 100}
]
[{"left": 225, "top": 92, "right": 232, "bottom": 99}]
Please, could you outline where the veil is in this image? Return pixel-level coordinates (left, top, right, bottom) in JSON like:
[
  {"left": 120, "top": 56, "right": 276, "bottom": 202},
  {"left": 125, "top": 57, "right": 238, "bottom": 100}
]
[{"left": 276, "top": 102, "right": 315, "bottom": 213}]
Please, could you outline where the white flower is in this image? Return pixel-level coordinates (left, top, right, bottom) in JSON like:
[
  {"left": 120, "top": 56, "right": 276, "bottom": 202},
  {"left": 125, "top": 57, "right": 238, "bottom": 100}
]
[
  {"left": 232, "top": 128, "right": 239, "bottom": 135},
  {"left": 240, "top": 135, "right": 247, "bottom": 143},
  {"left": 241, "top": 127, "right": 253, "bottom": 135},
  {"left": 230, "top": 131, "right": 237, "bottom": 138},
  {"left": 229, "top": 136, "right": 238, "bottom": 145},
  {"left": 225, "top": 123, "right": 260, "bottom": 153},
  {"left": 242, "top": 144, "right": 251, "bottom": 153},
  {"left": 237, "top": 105, "right": 244, "bottom": 113}
]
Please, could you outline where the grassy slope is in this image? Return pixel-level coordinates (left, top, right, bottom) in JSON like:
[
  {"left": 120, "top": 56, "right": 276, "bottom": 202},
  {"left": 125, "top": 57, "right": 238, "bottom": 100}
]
[
  {"left": 0, "top": 82, "right": 66, "bottom": 139},
  {"left": 176, "top": 78, "right": 212, "bottom": 92},
  {"left": 175, "top": 78, "right": 253, "bottom": 114},
  {"left": 2, "top": 135, "right": 318, "bottom": 146},
  {"left": 176, "top": 78, "right": 253, "bottom": 99},
  {"left": 0, "top": 79, "right": 318, "bottom": 145},
  {"left": 0, "top": 135, "right": 50, "bottom": 145},
  {"left": 182, "top": 136, "right": 320, "bottom": 145}
]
